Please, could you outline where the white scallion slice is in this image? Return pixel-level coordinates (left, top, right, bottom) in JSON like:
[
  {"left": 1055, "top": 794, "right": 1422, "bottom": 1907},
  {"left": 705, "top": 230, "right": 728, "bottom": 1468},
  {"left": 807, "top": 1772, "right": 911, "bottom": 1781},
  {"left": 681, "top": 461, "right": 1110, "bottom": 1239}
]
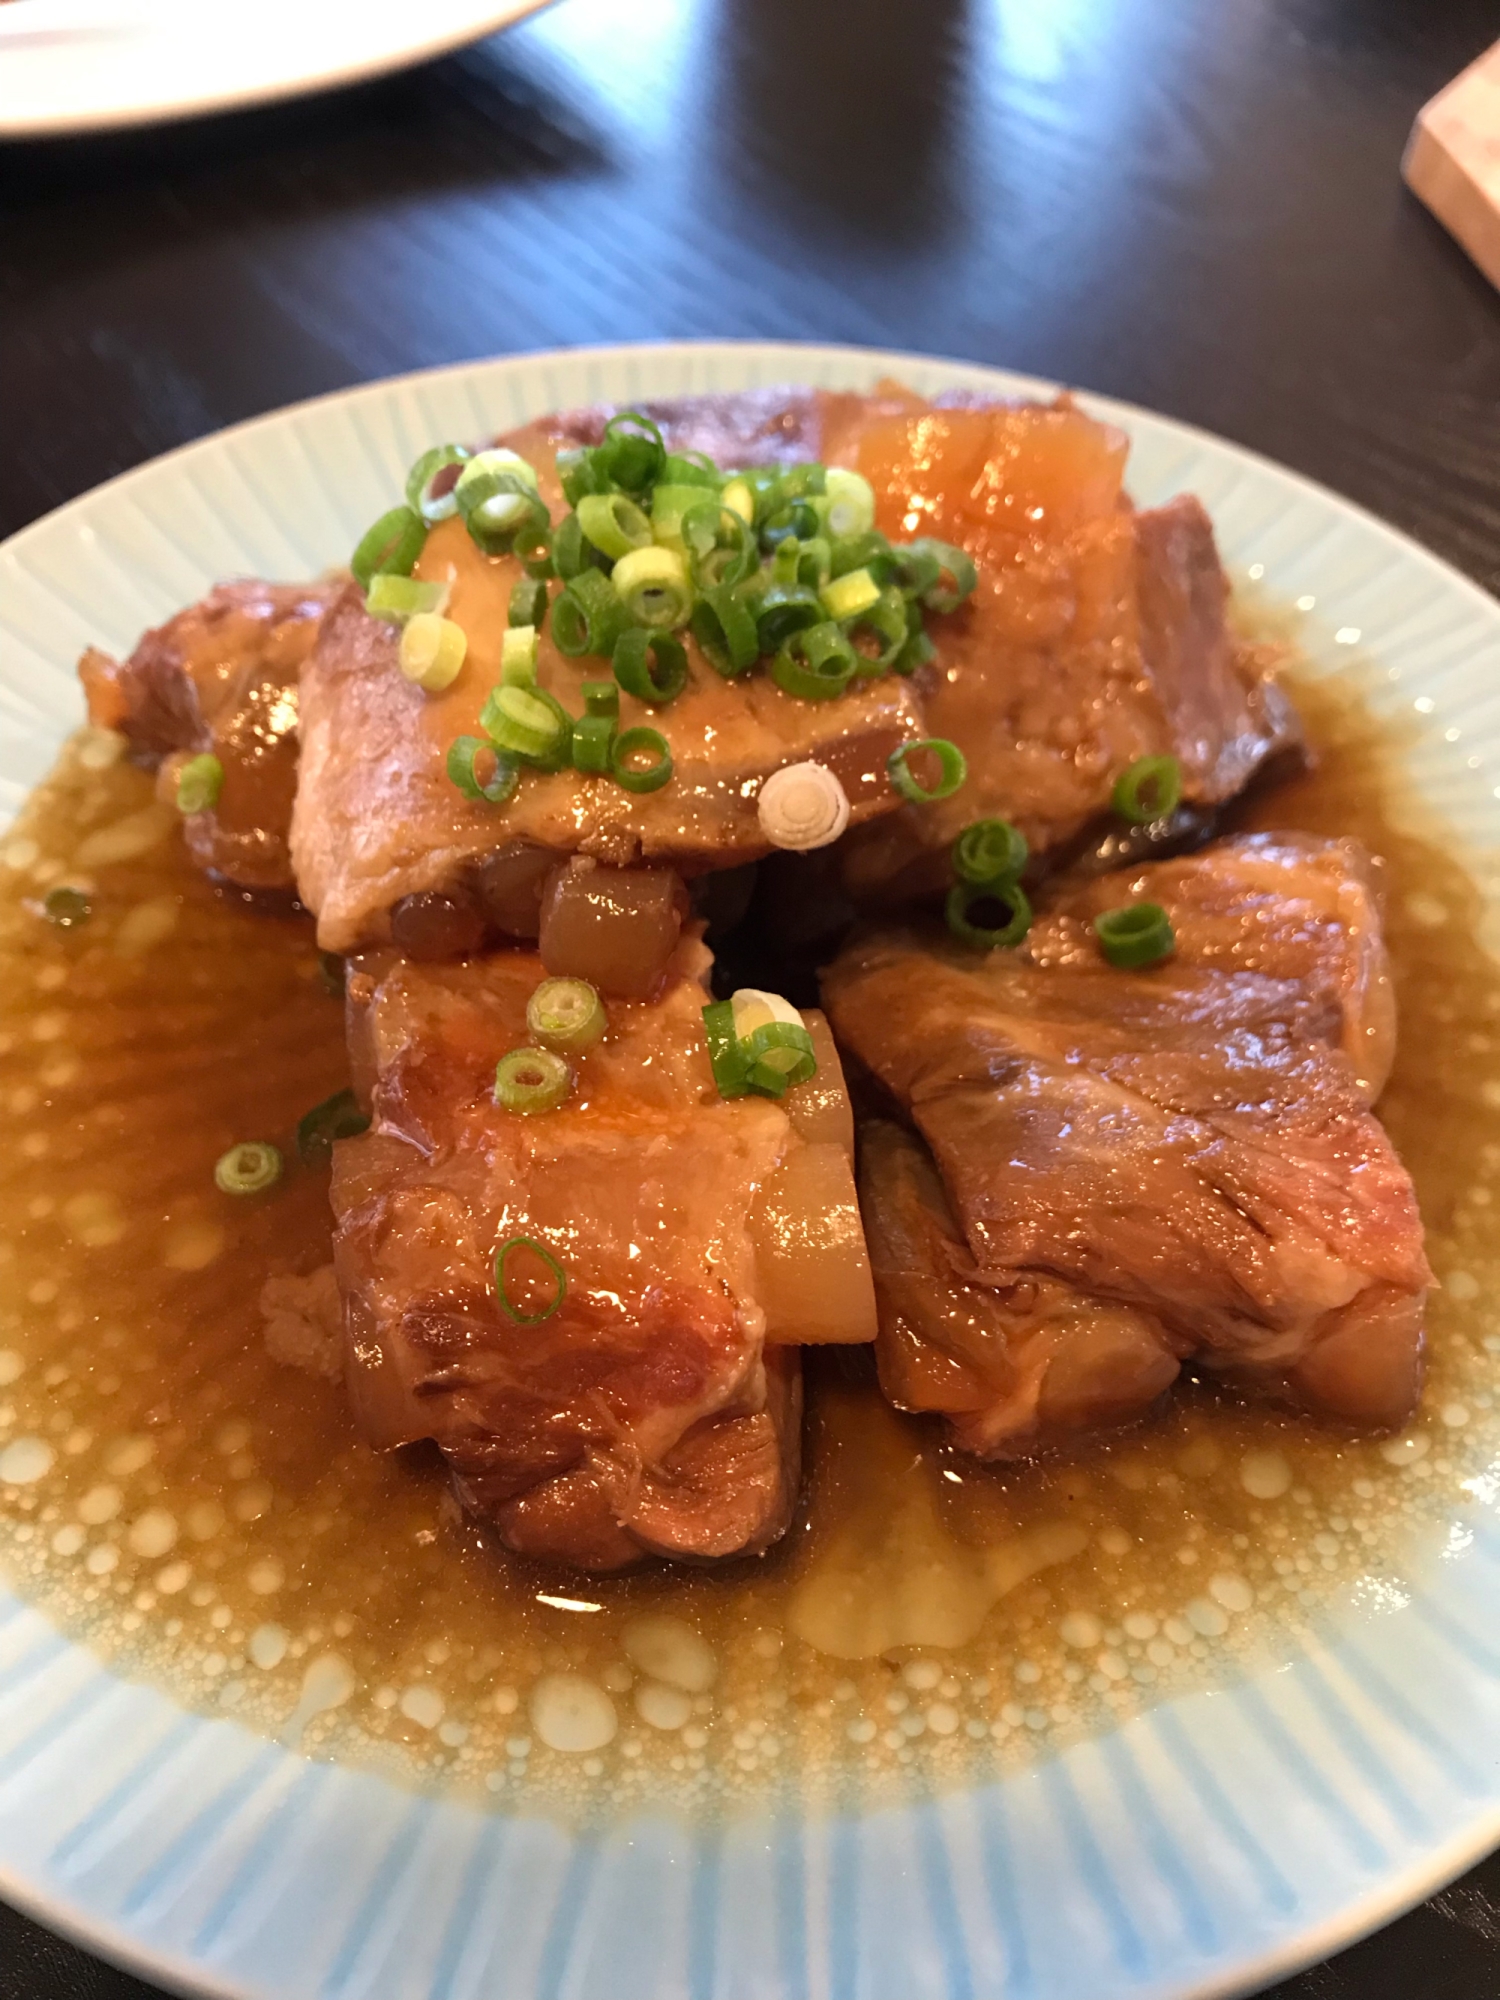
[{"left": 399, "top": 612, "right": 467, "bottom": 693}]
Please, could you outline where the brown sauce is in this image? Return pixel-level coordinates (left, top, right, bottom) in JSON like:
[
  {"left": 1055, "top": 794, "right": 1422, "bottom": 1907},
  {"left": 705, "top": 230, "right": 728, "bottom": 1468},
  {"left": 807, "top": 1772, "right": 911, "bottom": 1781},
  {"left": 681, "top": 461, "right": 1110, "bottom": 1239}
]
[{"left": 0, "top": 651, "right": 1496, "bottom": 1825}]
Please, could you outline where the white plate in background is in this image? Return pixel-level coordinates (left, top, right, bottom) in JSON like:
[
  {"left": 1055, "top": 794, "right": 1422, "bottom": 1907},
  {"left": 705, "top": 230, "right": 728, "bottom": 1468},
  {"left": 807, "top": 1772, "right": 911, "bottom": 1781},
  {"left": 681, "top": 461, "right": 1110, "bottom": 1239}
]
[
  {"left": 1, "top": 342, "right": 1499, "bottom": 1999},
  {"left": 0, "top": 0, "right": 553, "bottom": 139}
]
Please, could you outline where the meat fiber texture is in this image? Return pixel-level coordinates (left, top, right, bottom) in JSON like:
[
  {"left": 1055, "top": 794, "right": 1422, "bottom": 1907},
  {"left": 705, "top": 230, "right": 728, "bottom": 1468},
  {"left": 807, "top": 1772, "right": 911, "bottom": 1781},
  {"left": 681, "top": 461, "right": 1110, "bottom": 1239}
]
[
  {"left": 292, "top": 390, "right": 931, "bottom": 954},
  {"left": 330, "top": 932, "right": 818, "bottom": 1572},
  {"left": 835, "top": 393, "right": 1302, "bottom": 903},
  {"left": 823, "top": 834, "right": 1429, "bottom": 1458},
  {"left": 79, "top": 580, "right": 336, "bottom": 892}
]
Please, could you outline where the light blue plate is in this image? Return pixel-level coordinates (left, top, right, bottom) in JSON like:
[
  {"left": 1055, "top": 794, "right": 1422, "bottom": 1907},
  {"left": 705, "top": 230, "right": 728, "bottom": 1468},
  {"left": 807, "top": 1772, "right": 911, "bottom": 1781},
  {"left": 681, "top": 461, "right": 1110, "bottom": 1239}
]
[{"left": 1, "top": 343, "right": 1498, "bottom": 2000}]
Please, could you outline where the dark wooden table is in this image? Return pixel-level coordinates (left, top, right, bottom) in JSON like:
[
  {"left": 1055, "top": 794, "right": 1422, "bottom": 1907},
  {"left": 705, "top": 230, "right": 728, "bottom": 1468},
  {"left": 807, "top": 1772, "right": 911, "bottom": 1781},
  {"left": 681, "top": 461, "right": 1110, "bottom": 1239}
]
[{"left": 4, "top": 0, "right": 1500, "bottom": 1992}]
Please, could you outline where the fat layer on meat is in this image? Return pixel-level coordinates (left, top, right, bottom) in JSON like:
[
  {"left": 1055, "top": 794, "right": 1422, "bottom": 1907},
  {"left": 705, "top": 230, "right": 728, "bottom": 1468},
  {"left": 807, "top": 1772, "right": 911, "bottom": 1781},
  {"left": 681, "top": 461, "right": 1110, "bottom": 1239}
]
[
  {"left": 330, "top": 934, "right": 862, "bottom": 1570},
  {"left": 79, "top": 581, "right": 336, "bottom": 892},
  {"left": 835, "top": 397, "right": 1302, "bottom": 902},
  {"left": 822, "top": 834, "right": 1428, "bottom": 1455}
]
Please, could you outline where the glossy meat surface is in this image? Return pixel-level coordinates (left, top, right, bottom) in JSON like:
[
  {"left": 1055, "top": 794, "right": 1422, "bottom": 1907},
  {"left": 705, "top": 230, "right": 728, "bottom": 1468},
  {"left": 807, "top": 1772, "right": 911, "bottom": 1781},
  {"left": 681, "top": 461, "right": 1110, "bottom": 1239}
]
[
  {"left": 823, "top": 834, "right": 1428, "bottom": 1455},
  {"left": 292, "top": 392, "right": 928, "bottom": 953},
  {"left": 332, "top": 935, "right": 868, "bottom": 1570},
  {"left": 837, "top": 400, "right": 1301, "bottom": 902},
  {"left": 80, "top": 580, "right": 335, "bottom": 892}
]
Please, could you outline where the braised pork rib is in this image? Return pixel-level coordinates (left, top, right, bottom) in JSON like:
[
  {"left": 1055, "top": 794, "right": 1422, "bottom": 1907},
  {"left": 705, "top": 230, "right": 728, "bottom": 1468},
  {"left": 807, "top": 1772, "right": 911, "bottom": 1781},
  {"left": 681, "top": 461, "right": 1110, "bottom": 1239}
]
[{"left": 824, "top": 834, "right": 1429, "bottom": 1455}]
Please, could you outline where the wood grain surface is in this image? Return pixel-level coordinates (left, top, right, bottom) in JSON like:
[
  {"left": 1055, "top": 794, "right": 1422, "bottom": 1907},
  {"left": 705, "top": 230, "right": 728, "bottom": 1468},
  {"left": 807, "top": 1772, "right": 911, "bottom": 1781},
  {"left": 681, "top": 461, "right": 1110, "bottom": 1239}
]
[{"left": 2, "top": 0, "right": 1499, "bottom": 1993}]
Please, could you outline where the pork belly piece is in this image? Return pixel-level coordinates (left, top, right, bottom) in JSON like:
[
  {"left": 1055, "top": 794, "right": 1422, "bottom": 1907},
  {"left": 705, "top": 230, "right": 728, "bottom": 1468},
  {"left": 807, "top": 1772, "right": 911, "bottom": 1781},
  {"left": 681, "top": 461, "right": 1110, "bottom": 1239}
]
[
  {"left": 79, "top": 580, "right": 336, "bottom": 893},
  {"left": 822, "top": 834, "right": 1428, "bottom": 1456},
  {"left": 332, "top": 935, "right": 873, "bottom": 1571},
  {"left": 834, "top": 398, "right": 1302, "bottom": 904},
  {"left": 291, "top": 392, "right": 930, "bottom": 955}
]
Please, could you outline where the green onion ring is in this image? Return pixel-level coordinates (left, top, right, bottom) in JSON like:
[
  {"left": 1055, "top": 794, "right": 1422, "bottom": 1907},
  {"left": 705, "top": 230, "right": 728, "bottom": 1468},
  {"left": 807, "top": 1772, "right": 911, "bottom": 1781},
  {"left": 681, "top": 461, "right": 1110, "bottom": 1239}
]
[
  {"left": 945, "top": 880, "right": 1033, "bottom": 951},
  {"left": 457, "top": 475, "right": 548, "bottom": 556},
  {"left": 755, "top": 582, "right": 823, "bottom": 654},
  {"left": 405, "top": 444, "right": 471, "bottom": 524},
  {"left": 760, "top": 498, "right": 820, "bottom": 552},
  {"left": 583, "top": 680, "right": 620, "bottom": 719},
  {"left": 845, "top": 585, "right": 911, "bottom": 675},
  {"left": 577, "top": 491, "right": 653, "bottom": 561},
  {"left": 894, "top": 628, "right": 937, "bottom": 676},
  {"left": 214, "top": 1141, "right": 283, "bottom": 1196},
  {"left": 550, "top": 512, "right": 594, "bottom": 582},
  {"left": 829, "top": 529, "right": 897, "bottom": 585},
  {"left": 176, "top": 752, "right": 224, "bottom": 815},
  {"left": 493, "top": 1045, "right": 573, "bottom": 1114},
  {"left": 552, "top": 569, "right": 628, "bottom": 660},
  {"left": 661, "top": 450, "right": 721, "bottom": 487},
  {"left": 494, "top": 1234, "right": 569, "bottom": 1324},
  {"left": 611, "top": 726, "right": 674, "bottom": 794},
  {"left": 702, "top": 999, "right": 751, "bottom": 1098},
  {"left": 558, "top": 446, "right": 612, "bottom": 509},
  {"left": 1112, "top": 754, "right": 1184, "bottom": 824},
  {"left": 509, "top": 576, "right": 549, "bottom": 628},
  {"left": 527, "top": 976, "right": 607, "bottom": 1054},
  {"left": 481, "top": 685, "right": 573, "bottom": 769},
  {"left": 770, "top": 620, "right": 858, "bottom": 702},
  {"left": 297, "top": 1087, "right": 371, "bottom": 1166},
  {"left": 953, "top": 818, "right": 1029, "bottom": 885},
  {"left": 740, "top": 1019, "right": 818, "bottom": 1096},
  {"left": 42, "top": 886, "right": 91, "bottom": 929},
  {"left": 907, "top": 537, "right": 978, "bottom": 613},
  {"left": 681, "top": 501, "right": 757, "bottom": 589},
  {"left": 611, "top": 545, "right": 694, "bottom": 629},
  {"left": 597, "top": 411, "right": 667, "bottom": 492},
  {"left": 446, "top": 735, "right": 520, "bottom": 805},
  {"left": 691, "top": 584, "right": 760, "bottom": 677},
  {"left": 1095, "top": 901, "right": 1176, "bottom": 969},
  {"left": 571, "top": 713, "right": 616, "bottom": 774},
  {"left": 613, "top": 628, "right": 688, "bottom": 705},
  {"left": 888, "top": 738, "right": 968, "bottom": 803},
  {"left": 893, "top": 543, "right": 943, "bottom": 602},
  {"left": 351, "top": 505, "right": 426, "bottom": 590}
]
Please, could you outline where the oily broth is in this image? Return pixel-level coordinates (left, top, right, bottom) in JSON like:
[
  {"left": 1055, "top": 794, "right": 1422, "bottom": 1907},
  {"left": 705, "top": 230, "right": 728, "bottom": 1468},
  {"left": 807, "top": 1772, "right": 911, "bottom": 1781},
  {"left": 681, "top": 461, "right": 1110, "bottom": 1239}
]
[{"left": 0, "top": 660, "right": 1496, "bottom": 1823}]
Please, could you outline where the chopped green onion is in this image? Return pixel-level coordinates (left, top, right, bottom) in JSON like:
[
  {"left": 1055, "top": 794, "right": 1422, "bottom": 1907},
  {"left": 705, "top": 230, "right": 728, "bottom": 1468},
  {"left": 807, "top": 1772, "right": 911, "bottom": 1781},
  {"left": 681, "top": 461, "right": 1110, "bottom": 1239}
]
[
  {"left": 779, "top": 463, "right": 827, "bottom": 501},
  {"left": 42, "top": 887, "right": 91, "bottom": 929},
  {"left": 214, "top": 1141, "right": 283, "bottom": 1196},
  {"left": 583, "top": 680, "right": 620, "bottom": 719},
  {"left": 351, "top": 506, "right": 427, "bottom": 590},
  {"left": 845, "top": 585, "right": 911, "bottom": 674},
  {"left": 577, "top": 491, "right": 653, "bottom": 562},
  {"left": 702, "top": 999, "right": 751, "bottom": 1098},
  {"left": 740, "top": 1019, "right": 817, "bottom": 1097},
  {"left": 760, "top": 498, "right": 819, "bottom": 551},
  {"left": 1112, "top": 754, "right": 1184, "bottom": 824},
  {"left": 945, "top": 880, "right": 1033, "bottom": 950},
  {"left": 908, "top": 537, "right": 978, "bottom": 613},
  {"left": 613, "top": 628, "right": 688, "bottom": 705},
  {"left": 795, "top": 536, "right": 831, "bottom": 590},
  {"left": 888, "top": 738, "right": 968, "bottom": 803},
  {"left": 828, "top": 529, "right": 897, "bottom": 585},
  {"left": 494, "top": 1235, "right": 568, "bottom": 1324},
  {"left": 319, "top": 951, "right": 345, "bottom": 997},
  {"left": 405, "top": 444, "right": 471, "bottom": 525},
  {"left": 720, "top": 478, "right": 754, "bottom": 525},
  {"left": 661, "top": 451, "right": 720, "bottom": 487},
  {"left": 493, "top": 1045, "right": 573, "bottom": 1114},
  {"left": 953, "top": 818, "right": 1028, "bottom": 885},
  {"left": 527, "top": 976, "right": 607, "bottom": 1053},
  {"left": 894, "top": 627, "right": 937, "bottom": 676},
  {"left": 551, "top": 569, "right": 628, "bottom": 659},
  {"left": 822, "top": 466, "right": 876, "bottom": 539},
  {"left": 596, "top": 411, "right": 667, "bottom": 492},
  {"left": 366, "top": 574, "right": 447, "bottom": 621},
  {"left": 501, "top": 624, "right": 539, "bottom": 687},
  {"left": 509, "top": 575, "right": 549, "bottom": 628},
  {"left": 551, "top": 512, "right": 596, "bottom": 581},
  {"left": 176, "top": 752, "right": 224, "bottom": 814},
  {"left": 770, "top": 537, "right": 804, "bottom": 588},
  {"left": 571, "top": 714, "right": 616, "bottom": 774},
  {"left": 691, "top": 584, "right": 760, "bottom": 677},
  {"left": 755, "top": 583, "right": 823, "bottom": 654},
  {"left": 770, "top": 621, "right": 858, "bottom": 701},
  {"left": 399, "top": 613, "right": 467, "bottom": 692},
  {"left": 1095, "top": 901, "right": 1176, "bottom": 969},
  {"left": 481, "top": 684, "right": 572, "bottom": 768},
  {"left": 447, "top": 735, "right": 520, "bottom": 805},
  {"left": 456, "top": 454, "right": 547, "bottom": 554},
  {"left": 820, "top": 566, "right": 881, "bottom": 622},
  {"left": 892, "top": 543, "right": 943, "bottom": 603},
  {"left": 611, "top": 726, "right": 673, "bottom": 794},
  {"left": 297, "top": 1087, "right": 371, "bottom": 1165},
  {"left": 557, "top": 447, "right": 612, "bottom": 509},
  {"left": 681, "top": 501, "right": 757, "bottom": 590},
  {"left": 611, "top": 545, "right": 694, "bottom": 629},
  {"left": 650, "top": 483, "right": 716, "bottom": 549}
]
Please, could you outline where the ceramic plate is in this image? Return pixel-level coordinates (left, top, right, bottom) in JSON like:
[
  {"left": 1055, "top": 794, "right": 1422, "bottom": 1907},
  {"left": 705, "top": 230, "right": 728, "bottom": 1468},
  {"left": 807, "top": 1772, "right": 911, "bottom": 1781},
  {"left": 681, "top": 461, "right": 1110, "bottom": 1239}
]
[
  {"left": 1, "top": 342, "right": 1499, "bottom": 2000},
  {"left": 0, "top": 0, "right": 553, "bottom": 139}
]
